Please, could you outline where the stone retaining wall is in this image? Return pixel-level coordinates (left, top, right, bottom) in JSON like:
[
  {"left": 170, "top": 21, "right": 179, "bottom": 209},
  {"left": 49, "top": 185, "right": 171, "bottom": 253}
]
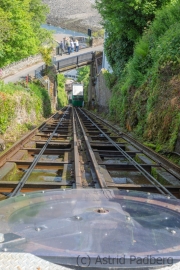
[
  {"left": 0, "top": 54, "right": 43, "bottom": 79},
  {"left": 95, "top": 68, "right": 111, "bottom": 113}
]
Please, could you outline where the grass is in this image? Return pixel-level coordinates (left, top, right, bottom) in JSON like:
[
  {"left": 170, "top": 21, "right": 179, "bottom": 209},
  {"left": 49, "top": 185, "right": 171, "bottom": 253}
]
[{"left": 0, "top": 81, "right": 52, "bottom": 141}]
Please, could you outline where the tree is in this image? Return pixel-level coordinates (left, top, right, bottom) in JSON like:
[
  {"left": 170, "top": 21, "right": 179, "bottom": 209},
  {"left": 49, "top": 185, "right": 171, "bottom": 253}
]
[
  {"left": 77, "top": 66, "right": 90, "bottom": 104},
  {"left": 77, "top": 66, "right": 90, "bottom": 83},
  {"left": 0, "top": 8, "right": 12, "bottom": 58},
  {"left": 39, "top": 46, "right": 53, "bottom": 66},
  {"left": 0, "top": 8, "right": 11, "bottom": 42},
  {"left": 95, "top": 0, "right": 171, "bottom": 74},
  {"left": 0, "top": 0, "right": 52, "bottom": 67}
]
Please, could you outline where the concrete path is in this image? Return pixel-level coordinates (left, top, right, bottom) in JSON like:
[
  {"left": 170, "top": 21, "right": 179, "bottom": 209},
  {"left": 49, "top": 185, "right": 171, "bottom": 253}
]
[{"left": 3, "top": 45, "right": 103, "bottom": 84}]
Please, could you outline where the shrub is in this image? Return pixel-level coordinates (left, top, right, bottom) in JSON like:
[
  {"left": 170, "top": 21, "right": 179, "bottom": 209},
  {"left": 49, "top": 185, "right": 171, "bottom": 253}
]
[
  {"left": 57, "top": 74, "right": 68, "bottom": 108},
  {"left": 107, "top": 0, "right": 180, "bottom": 151},
  {"left": 0, "top": 81, "right": 51, "bottom": 134}
]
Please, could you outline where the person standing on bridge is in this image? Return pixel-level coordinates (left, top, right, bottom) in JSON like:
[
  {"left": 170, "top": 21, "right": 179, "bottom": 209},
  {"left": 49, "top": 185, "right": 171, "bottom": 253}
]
[
  {"left": 66, "top": 39, "right": 71, "bottom": 55},
  {"left": 70, "top": 40, "right": 74, "bottom": 53},
  {"left": 75, "top": 39, "right": 79, "bottom": 52},
  {"left": 59, "top": 41, "right": 64, "bottom": 56},
  {"left": 74, "top": 40, "right": 77, "bottom": 52}
]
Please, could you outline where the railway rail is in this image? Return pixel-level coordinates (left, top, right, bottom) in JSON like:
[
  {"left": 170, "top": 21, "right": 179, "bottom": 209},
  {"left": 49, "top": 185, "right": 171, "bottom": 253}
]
[
  {"left": 1, "top": 105, "right": 180, "bottom": 269},
  {"left": 0, "top": 105, "right": 180, "bottom": 199},
  {"left": 79, "top": 108, "right": 180, "bottom": 197}
]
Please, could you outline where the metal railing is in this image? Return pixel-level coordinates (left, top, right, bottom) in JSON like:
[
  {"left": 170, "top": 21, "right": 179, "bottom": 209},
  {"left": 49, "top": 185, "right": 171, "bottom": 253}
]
[
  {"left": 35, "top": 52, "right": 94, "bottom": 77},
  {"left": 34, "top": 52, "right": 95, "bottom": 89},
  {"left": 56, "top": 52, "right": 94, "bottom": 70},
  {"left": 35, "top": 70, "right": 50, "bottom": 94}
]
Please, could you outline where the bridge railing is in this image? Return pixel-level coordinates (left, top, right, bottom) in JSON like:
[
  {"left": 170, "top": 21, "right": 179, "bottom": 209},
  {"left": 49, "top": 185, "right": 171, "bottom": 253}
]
[
  {"left": 35, "top": 70, "right": 50, "bottom": 94},
  {"left": 35, "top": 64, "right": 46, "bottom": 75},
  {"left": 34, "top": 52, "right": 94, "bottom": 82},
  {"left": 56, "top": 52, "right": 94, "bottom": 70}
]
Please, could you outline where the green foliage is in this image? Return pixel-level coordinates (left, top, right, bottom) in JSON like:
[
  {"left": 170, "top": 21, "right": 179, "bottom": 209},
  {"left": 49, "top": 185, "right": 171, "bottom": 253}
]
[
  {"left": 76, "top": 66, "right": 90, "bottom": 104},
  {"left": 151, "top": 23, "right": 180, "bottom": 68},
  {"left": 167, "top": 112, "right": 180, "bottom": 150},
  {"left": 95, "top": 0, "right": 171, "bottom": 74},
  {"left": 0, "top": 8, "right": 12, "bottom": 56},
  {"left": 39, "top": 46, "right": 53, "bottom": 66},
  {"left": 92, "top": 29, "right": 105, "bottom": 38},
  {"left": 165, "top": 152, "right": 180, "bottom": 166},
  {"left": 76, "top": 66, "right": 90, "bottom": 84},
  {"left": 57, "top": 74, "right": 68, "bottom": 108},
  {"left": 106, "top": 0, "right": 180, "bottom": 152},
  {"left": 29, "top": 83, "right": 51, "bottom": 117},
  {"left": 0, "top": 0, "right": 53, "bottom": 67},
  {"left": 109, "top": 81, "right": 128, "bottom": 126},
  {"left": 0, "top": 92, "right": 16, "bottom": 134},
  {"left": 122, "top": 0, "right": 180, "bottom": 89},
  {"left": 102, "top": 69, "right": 117, "bottom": 89},
  {"left": 0, "top": 81, "right": 51, "bottom": 134}
]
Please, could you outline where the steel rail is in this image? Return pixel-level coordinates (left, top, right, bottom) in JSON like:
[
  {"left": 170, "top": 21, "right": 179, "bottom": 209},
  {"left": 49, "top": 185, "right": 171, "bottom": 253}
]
[
  {"left": 10, "top": 107, "right": 70, "bottom": 197},
  {"left": 1, "top": 183, "right": 180, "bottom": 197},
  {"left": 0, "top": 112, "right": 61, "bottom": 168},
  {"left": 74, "top": 108, "right": 107, "bottom": 188},
  {"left": 85, "top": 109, "right": 180, "bottom": 180},
  {"left": 79, "top": 108, "right": 176, "bottom": 199},
  {"left": 56, "top": 51, "right": 94, "bottom": 70},
  {"left": 72, "top": 108, "right": 82, "bottom": 188}
]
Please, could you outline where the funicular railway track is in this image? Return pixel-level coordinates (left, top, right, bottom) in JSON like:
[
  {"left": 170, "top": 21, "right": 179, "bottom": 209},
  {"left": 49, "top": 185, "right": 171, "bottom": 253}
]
[
  {"left": 1, "top": 106, "right": 180, "bottom": 269},
  {"left": 0, "top": 107, "right": 73, "bottom": 197},
  {"left": 0, "top": 105, "right": 180, "bottom": 199},
  {"left": 0, "top": 105, "right": 108, "bottom": 198},
  {"left": 76, "top": 108, "right": 180, "bottom": 199}
]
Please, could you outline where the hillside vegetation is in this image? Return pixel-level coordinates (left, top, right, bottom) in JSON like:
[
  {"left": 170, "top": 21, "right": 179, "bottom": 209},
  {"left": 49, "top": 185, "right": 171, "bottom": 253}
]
[
  {"left": 96, "top": 0, "right": 180, "bottom": 153},
  {"left": 0, "top": 82, "right": 51, "bottom": 140},
  {"left": 57, "top": 74, "right": 68, "bottom": 108},
  {"left": 76, "top": 66, "right": 90, "bottom": 105}
]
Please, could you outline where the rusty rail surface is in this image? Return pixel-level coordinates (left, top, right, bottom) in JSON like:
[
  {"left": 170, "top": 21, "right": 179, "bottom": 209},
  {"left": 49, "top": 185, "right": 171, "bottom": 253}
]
[
  {"left": 77, "top": 108, "right": 180, "bottom": 199},
  {"left": 1, "top": 105, "right": 180, "bottom": 200},
  {"left": 0, "top": 107, "right": 73, "bottom": 198},
  {"left": 85, "top": 109, "right": 180, "bottom": 179},
  {"left": 78, "top": 109, "right": 176, "bottom": 198},
  {"left": 72, "top": 108, "right": 82, "bottom": 188},
  {"left": 74, "top": 108, "right": 107, "bottom": 188},
  {"left": 0, "top": 112, "right": 59, "bottom": 168},
  {"left": 10, "top": 108, "right": 70, "bottom": 197}
]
